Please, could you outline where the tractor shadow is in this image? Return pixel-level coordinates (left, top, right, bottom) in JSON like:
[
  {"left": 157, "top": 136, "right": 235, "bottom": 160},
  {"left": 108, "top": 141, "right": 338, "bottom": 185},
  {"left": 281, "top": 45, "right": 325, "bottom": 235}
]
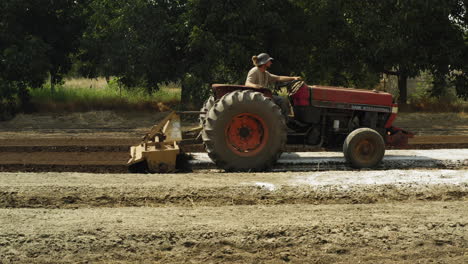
[{"left": 275, "top": 152, "right": 463, "bottom": 171}]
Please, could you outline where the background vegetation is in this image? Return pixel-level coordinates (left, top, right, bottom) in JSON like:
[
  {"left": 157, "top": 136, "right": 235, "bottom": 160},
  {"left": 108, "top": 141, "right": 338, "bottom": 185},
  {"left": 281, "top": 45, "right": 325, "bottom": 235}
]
[{"left": 1, "top": 0, "right": 467, "bottom": 119}]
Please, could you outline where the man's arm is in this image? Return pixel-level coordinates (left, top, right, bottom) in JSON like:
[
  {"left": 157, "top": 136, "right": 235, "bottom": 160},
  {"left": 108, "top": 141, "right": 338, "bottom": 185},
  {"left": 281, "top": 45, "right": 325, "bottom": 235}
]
[
  {"left": 277, "top": 76, "right": 301, "bottom": 82},
  {"left": 268, "top": 72, "right": 301, "bottom": 83}
]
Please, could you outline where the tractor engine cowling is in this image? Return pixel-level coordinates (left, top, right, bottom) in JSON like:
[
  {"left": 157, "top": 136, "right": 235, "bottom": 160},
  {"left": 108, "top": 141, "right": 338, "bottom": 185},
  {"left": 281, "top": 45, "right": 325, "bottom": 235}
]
[{"left": 290, "top": 84, "right": 412, "bottom": 147}]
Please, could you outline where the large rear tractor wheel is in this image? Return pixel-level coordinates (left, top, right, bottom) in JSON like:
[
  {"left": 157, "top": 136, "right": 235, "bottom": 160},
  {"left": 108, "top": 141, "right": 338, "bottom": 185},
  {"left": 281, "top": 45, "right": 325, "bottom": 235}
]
[
  {"left": 199, "top": 96, "right": 215, "bottom": 127},
  {"left": 343, "top": 128, "right": 385, "bottom": 168},
  {"left": 202, "top": 90, "right": 287, "bottom": 171}
]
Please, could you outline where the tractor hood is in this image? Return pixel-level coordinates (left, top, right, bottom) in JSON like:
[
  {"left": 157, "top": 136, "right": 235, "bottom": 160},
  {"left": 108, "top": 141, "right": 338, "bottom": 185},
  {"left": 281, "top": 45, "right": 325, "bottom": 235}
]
[{"left": 311, "top": 85, "right": 394, "bottom": 107}]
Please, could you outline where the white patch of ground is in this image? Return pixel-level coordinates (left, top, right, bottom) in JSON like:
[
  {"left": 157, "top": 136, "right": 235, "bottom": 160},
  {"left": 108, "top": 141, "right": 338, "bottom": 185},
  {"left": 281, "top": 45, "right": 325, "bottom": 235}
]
[
  {"left": 191, "top": 149, "right": 468, "bottom": 165},
  {"left": 280, "top": 149, "right": 468, "bottom": 162},
  {"left": 252, "top": 182, "right": 277, "bottom": 191},
  {"left": 292, "top": 169, "right": 468, "bottom": 186}
]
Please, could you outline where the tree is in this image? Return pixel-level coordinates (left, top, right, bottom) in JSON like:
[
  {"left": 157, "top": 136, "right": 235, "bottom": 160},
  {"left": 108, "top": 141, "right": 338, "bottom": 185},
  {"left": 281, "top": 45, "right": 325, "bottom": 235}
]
[
  {"left": 339, "top": 0, "right": 467, "bottom": 104},
  {"left": 293, "top": 0, "right": 381, "bottom": 88},
  {"left": 181, "top": 0, "right": 313, "bottom": 105},
  {"left": 79, "top": 0, "right": 186, "bottom": 93},
  {"left": 0, "top": 0, "right": 89, "bottom": 119},
  {"left": 450, "top": 0, "right": 468, "bottom": 99}
]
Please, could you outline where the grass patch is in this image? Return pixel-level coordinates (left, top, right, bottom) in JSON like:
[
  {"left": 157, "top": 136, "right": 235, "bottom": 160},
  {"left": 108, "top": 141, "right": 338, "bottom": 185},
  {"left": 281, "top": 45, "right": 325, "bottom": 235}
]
[
  {"left": 28, "top": 77, "right": 466, "bottom": 113},
  {"left": 29, "top": 78, "right": 181, "bottom": 112}
]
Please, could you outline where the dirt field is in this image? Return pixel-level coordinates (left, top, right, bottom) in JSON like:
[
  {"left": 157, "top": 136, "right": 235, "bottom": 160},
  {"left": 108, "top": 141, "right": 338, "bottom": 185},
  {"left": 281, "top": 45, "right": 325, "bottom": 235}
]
[
  {"left": 0, "top": 111, "right": 467, "bottom": 263},
  {"left": 1, "top": 171, "right": 467, "bottom": 263},
  {"left": 0, "top": 111, "right": 467, "bottom": 173}
]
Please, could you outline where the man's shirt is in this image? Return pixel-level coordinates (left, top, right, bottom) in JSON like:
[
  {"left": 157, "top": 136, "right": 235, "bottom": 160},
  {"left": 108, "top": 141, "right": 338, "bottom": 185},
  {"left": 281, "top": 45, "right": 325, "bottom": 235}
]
[{"left": 245, "top": 67, "right": 279, "bottom": 89}]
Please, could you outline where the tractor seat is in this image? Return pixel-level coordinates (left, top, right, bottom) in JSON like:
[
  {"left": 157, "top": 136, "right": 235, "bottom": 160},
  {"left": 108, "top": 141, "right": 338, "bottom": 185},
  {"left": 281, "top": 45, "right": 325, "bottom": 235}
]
[
  {"left": 212, "top": 84, "right": 251, "bottom": 89},
  {"left": 211, "top": 84, "right": 272, "bottom": 99}
]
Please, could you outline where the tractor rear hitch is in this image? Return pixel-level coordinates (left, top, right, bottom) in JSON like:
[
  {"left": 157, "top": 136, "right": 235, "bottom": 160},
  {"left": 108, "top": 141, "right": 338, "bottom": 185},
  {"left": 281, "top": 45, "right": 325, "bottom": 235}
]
[{"left": 386, "top": 126, "right": 414, "bottom": 148}]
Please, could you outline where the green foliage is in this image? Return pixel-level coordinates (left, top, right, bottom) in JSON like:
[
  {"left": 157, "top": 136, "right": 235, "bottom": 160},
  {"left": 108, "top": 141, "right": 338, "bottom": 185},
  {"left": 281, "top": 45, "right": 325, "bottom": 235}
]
[
  {"left": 181, "top": 0, "right": 313, "bottom": 105},
  {"left": 0, "top": 0, "right": 89, "bottom": 119},
  {"left": 329, "top": 0, "right": 467, "bottom": 103},
  {"left": 294, "top": 0, "right": 379, "bottom": 88},
  {"left": 0, "top": 81, "right": 19, "bottom": 120},
  {"left": 79, "top": 0, "right": 186, "bottom": 93},
  {"left": 29, "top": 78, "right": 180, "bottom": 112},
  {"left": 1, "top": 0, "right": 467, "bottom": 115},
  {"left": 453, "top": 73, "right": 468, "bottom": 99}
]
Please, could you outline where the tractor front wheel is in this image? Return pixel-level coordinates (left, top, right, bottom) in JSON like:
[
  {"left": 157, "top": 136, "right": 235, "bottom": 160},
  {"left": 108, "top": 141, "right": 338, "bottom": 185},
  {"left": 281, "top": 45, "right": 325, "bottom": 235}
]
[
  {"left": 343, "top": 128, "right": 385, "bottom": 168},
  {"left": 202, "top": 90, "right": 287, "bottom": 171}
]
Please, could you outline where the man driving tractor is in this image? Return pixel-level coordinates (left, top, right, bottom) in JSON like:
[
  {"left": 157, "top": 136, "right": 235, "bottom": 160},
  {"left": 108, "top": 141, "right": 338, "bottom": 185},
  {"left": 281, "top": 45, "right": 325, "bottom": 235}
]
[{"left": 245, "top": 53, "right": 301, "bottom": 117}]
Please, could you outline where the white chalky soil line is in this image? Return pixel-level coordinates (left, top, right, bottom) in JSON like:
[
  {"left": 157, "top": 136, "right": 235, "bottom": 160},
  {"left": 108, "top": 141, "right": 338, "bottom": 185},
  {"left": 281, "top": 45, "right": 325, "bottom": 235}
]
[
  {"left": 279, "top": 149, "right": 468, "bottom": 161},
  {"left": 240, "top": 170, "right": 468, "bottom": 191},
  {"left": 191, "top": 149, "right": 468, "bottom": 164},
  {"left": 291, "top": 169, "right": 468, "bottom": 186},
  {"left": 191, "top": 149, "right": 468, "bottom": 189}
]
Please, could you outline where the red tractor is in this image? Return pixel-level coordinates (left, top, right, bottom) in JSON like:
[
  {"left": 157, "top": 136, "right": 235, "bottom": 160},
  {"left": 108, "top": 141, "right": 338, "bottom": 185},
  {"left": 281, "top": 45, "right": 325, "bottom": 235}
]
[{"left": 199, "top": 81, "right": 412, "bottom": 171}]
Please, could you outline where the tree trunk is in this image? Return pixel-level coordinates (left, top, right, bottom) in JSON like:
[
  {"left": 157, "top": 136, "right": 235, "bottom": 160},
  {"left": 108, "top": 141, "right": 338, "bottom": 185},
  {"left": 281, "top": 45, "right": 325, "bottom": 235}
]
[
  {"left": 398, "top": 72, "right": 408, "bottom": 105},
  {"left": 180, "top": 83, "right": 190, "bottom": 110},
  {"left": 430, "top": 73, "right": 446, "bottom": 98},
  {"left": 50, "top": 71, "right": 61, "bottom": 94},
  {"left": 50, "top": 73, "right": 55, "bottom": 94}
]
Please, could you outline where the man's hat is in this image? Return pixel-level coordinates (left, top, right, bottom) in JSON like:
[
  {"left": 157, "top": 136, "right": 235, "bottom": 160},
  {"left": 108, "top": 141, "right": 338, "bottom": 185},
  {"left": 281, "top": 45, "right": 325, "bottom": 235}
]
[{"left": 257, "top": 53, "right": 274, "bottom": 66}]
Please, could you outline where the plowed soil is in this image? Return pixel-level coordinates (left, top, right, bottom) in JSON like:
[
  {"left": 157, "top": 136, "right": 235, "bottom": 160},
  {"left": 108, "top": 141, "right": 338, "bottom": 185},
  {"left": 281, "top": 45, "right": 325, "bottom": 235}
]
[
  {"left": 1, "top": 171, "right": 467, "bottom": 263},
  {"left": 0, "top": 111, "right": 467, "bottom": 263},
  {"left": 0, "top": 111, "right": 467, "bottom": 173}
]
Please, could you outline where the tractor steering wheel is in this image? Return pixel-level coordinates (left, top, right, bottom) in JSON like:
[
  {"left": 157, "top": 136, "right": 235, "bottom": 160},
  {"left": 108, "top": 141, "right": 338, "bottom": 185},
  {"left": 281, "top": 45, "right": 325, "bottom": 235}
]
[{"left": 274, "top": 80, "right": 304, "bottom": 96}]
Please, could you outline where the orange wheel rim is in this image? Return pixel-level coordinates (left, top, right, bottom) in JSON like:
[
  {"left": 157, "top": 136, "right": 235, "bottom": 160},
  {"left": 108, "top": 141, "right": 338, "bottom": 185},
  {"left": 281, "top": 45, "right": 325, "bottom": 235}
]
[
  {"left": 225, "top": 113, "right": 269, "bottom": 157},
  {"left": 354, "top": 139, "right": 375, "bottom": 162}
]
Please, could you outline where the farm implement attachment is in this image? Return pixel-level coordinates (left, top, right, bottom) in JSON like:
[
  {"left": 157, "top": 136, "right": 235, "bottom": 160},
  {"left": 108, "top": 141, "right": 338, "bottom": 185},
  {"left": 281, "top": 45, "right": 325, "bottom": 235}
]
[{"left": 128, "top": 111, "right": 200, "bottom": 173}]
